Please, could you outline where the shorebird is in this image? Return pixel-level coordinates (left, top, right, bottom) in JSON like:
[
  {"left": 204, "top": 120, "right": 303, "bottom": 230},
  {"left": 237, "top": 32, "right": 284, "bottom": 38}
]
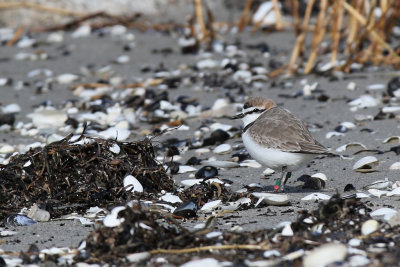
[{"left": 232, "top": 97, "right": 331, "bottom": 192}]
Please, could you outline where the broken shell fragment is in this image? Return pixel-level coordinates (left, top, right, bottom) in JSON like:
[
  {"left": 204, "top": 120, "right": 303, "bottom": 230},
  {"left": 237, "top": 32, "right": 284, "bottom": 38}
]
[
  {"left": 173, "top": 201, "right": 197, "bottom": 218},
  {"left": 200, "top": 200, "right": 221, "bottom": 212},
  {"left": 383, "top": 136, "right": 400, "bottom": 144},
  {"left": 336, "top": 143, "right": 366, "bottom": 153},
  {"left": 301, "top": 193, "right": 331, "bottom": 201},
  {"left": 353, "top": 156, "right": 379, "bottom": 172},
  {"left": 213, "top": 144, "right": 232, "bottom": 154},
  {"left": 363, "top": 178, "right": 392, "bottom": 190},
  {"left": 5, "top": 214, "right": 37, "bottom": 227},
  {"left": 123, "top": 175, "right": 143, "bottom": 193},
  {"left": 303, "top": 243, "right": 347, "bottom": 267},
  {"left": 361, "top": 219, "right": 379, "bottom": 235},
  {"left": 32, "top": 109, "right": 68, "bottom": 129},
  {"left": 251, "top": 192, "right": 289, "bottom": 206},
  {"left": 28, "top": 204, "right": 50, "bottom": 222}
]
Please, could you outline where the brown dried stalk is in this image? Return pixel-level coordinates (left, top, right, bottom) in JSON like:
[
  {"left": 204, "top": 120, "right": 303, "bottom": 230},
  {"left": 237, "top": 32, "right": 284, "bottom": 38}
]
[
  {"left": 331, "top": 0, "right": 345, "bottom": 67},
  {"left": 237, "top": 0, "right": 253, "bottom": 32},
  {"left": 194, "top": 0, "right": 207, "bottom": 39},
  {"left": 6, "top": 25, "right": 24, "bottom": 46},
  {"left": 0, "top": 2, "right": 84, "bottom": 16},
  {"left": 271, "top": 0, "right": 283, "bottom": 30}
]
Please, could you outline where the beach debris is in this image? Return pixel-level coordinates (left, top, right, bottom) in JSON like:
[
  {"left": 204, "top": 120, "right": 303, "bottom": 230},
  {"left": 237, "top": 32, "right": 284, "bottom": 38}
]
[{"left": 353, "top": 156, "right": 379, "bottom": 172}]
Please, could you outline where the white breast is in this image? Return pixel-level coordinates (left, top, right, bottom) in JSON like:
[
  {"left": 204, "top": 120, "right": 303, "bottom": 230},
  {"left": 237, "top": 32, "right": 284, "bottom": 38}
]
[{"left": 242, "top": 131, "right": 315, "bottom": 172}]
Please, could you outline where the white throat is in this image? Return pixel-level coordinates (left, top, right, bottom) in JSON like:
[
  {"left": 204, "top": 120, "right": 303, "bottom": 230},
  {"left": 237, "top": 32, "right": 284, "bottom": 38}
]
[{"left": 241, "top": 108, "right": 265, "bottom": 127}]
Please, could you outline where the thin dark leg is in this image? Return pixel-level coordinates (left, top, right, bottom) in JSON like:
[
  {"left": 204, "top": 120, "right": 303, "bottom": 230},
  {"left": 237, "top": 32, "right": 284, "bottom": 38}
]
[{"left": 274, "top": 167, "right": 292, "bottom": 192}]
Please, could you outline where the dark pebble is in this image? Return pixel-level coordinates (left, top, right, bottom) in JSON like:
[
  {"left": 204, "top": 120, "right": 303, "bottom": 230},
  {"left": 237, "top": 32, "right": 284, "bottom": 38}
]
[
  {"left": 344, "top": 184, "right": 356, "bottom": 192},
  {"left": 195, "top": 166, "right": 218, "bottom": 179},
  {"left": 0, "top": 113, "right": 15, "bottom": 126},
  {"left": 387, "top": 76, "right": 400, "bottom": 97},
  {"left": 173, "top": 201, "right": 197, "bottom": 218},
  {"left": 186, "top": 156, "right": 202, "bottom": 166}
]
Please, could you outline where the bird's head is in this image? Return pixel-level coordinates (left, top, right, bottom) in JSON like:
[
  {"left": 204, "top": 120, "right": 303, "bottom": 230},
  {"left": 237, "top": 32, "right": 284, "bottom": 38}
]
[{"left": 231, "top": 97, "right": 276, "bottom": 127}]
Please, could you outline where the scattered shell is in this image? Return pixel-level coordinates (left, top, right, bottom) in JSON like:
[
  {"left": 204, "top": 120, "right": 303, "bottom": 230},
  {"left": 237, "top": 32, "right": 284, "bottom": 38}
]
[
  {"left": 383, "top": 136, "right": 400, "bottom": 143},
  {"left": 353, "top": 156, "right": 379, "bottom": 172},
  {"left": 347, "top": 82, "right": 357, "bottom": 91},
  {"left": 5, "top": 214, "right": 37, "bottom": 227},
  {"left": 336, "top": 143, "right": 366, "bottom": 152},
  {"left": 253, "top": 1, "right": 281, "bottom": 26},
  {"left": 1, "top": 103, "right": 21, "bottom": 114},
  {"left": 109, "top": 143, "right": 121, "bottom": 154},
  {"left": 368, "top": 189, "right": 388, "bottom": 198},
  {"left": 263, "top": 168, "right": 275, "bottom": 176},
  {"left": 178, "top": 165, "right": 197, "bottom": 174},
  {"left": 0, "top": 144, "right": 15, "bottom": 154},
  {"left": 364, "top": 178, "right": 392, "bottom": 190},
  {"left": 311, "top": 173, "right": 328, "bottom": 181},
  {"left": 28, "top": 204, "right": 50, "bottom": 222},
  {"left": 252, "top": 192, "right": 289, "bottom": 206},
  {"left": 123, "top": 175, "right": 143, "bottom": 193},
  {"left": 326, "top": 131, "right": 345, "bottom": 139},
  {"left": 348, "top": 95, "right": 379, "bottom": 109},
  {"left": 97, "top": 127, "right": 131, "bottom": 141},
  {"left": 303, "top": 243, "right": 346, "bottom": 267},
  {"left": 389, "top": 162, "right": 400, "bottom": 170},
  {"left": 213, "top": 144, "right": 232, "bottom": 154},
  {"left": 32, "top": 109, "right": 68, "bottom": 129},
  {"left": 180, "top": 258, "right": 221, "bottom": 267},
  {"left": 361, "top": 219, "right": 379, "bottom": 235},
  {"left": 239, "top": 160, "right": 262, "bottom": 168},
  {"left": 387, "top": 187, "right": 400, "bottom": 197},
  {"left": 301, "top": 193, "right": 331, "bottom": 201},
  {"left": 173, "top": 201, "right": 197, "bottom": 218},
  {"left": 367, "top": 84, "right": 385, "bottom": 90},
  {"left": 201, "top": 160, "right": 239, "bottom": 168},
  {"left": 200, "top": 200, "right": 221, "bottom": 212},
  {"left": 281, "top": 223, "right": 293, "bottom": 236},
  {"left": 382, "top": 106, "right": 400, "bottom": 113},
  {"left": 348, "top": 238, "right": 362, "bottom": 247},
  {"left": 103, "top": 206, "right": 125, "bottom": 227},
  {"left": 160, "top": 193, "right": 182, "bottom": 204},
  {"left": 388, "top": 212, "right": 400, "bottom": 227},
  {"left": 195, "top": 166, "right": 218, "bottom": 179},
  {"left": 263, "top": 250, "right": 280, "bottom": 258},
  {"left": 56, "top": 73, "right": 80, "bottom": 84},
  {"left": 126, "top": 252, "right": 151, "bottom": 263}
]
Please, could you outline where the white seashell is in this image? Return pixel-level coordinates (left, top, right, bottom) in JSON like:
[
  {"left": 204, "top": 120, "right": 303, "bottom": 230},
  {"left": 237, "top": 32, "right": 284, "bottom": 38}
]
[
  {"left": 160, "top": 193, "right": 182, "bottom": 204},
  {"left": 196, "top": 59, "right": 218, "bottom": 69},
  {"left": 348, "top": 238, "right": 362, "bottom": 247},
  {"left": 347, "top": 82, "right": 357, "bottom": 91},
  {"left": 388, "top": 212, "right": 400, "bottom": 226},
  {"left": 368, "top": 189, "right": 388, "bottom": 198},
  {"left": 336, "top": 143, "right": 366, "bottom": 152},
  {"left": 392, "top": 181, "right": 400, "bottom": 189},
  {"left": 109, "top": 144, "right": 120, "bottom": 154},
  {"left": 382, "top": 136, "right": 400, "bottom": 143},
  {"left": 56, "top": 73, "right": 79, "bottom": 84},
  {"left": 0, "top": 144, "right": 15, "bottom": 154},
  {"left": 103, "top": 206, "right": 125, "bottom": 227},
  {"left": 281, "top": 223, "right": 293, "bottom": 236},
  {"left": 263, "top": 250, "right": 280, "bottom": 258},
  {"left": 364, "top": 178, "right": 391, "bottom": 190},
  {"left": 232, "top": 70, "right": 252, "bottom": 83},
  {"left": 115, "top": 55, "right": 130, "bottom": 64},
  {"left": 353, "top": 156, "right": 379, "bottom": 172},
  {"left": 180, "top": 258, "right": 220, "bottom": 267},
  {"left": 252, "top": 192, "right": 289, "bottom": 206},
  {"left": 180, "top": 179, "right": 202, "bottom": 187},
  {"left": 387, "top": 187, "right": 400, "bottom": 197},
  {"left": 348, "top": 255, "right": 370, "bottom": 266},
  {"left": 71, "top": 25, "right": 91, "bottom": 38},
  {"left": 0, "top": 78, "right": 9, "bottom": 86},
  {"left": 201, "top": 160, "right": 239, "bottom": 168},
  {"left": 367, "top": 84, "right": 385, "bottom": 90},
  {"left": 311, "top": 173, "right": 328, "bottom": 181},
  {"left": 17, "top": 38, "right": 36, "bottom": 48},
  {"left": 302, "top": 82, "right": 319, "bottom": 96},
  {"left": 32, "top": 109, "right": 68, "bottom": 129},
  {"left": 253, "top": 1, "right": 281, "bottom": 26},
  {"left": 178, "top": 165, "right": 197, "bottom": 173},
  {"left": 123, "top": 175, "right": 143, "bottom": 193},
  {"left": 326, "top": 131, "right": 345, "bottom": 139},
  {"left": 390, "top": 162, "right": 400, "bottom": 170},
  {"left": 354, "top": 193, "right": 370, "bottom": 198},
  {"left": 205, "top": 231, "right": 222, "bottom": 239},
  {"left": 301, "top": 193, "right": 331, "bottom": 201},
  {"left": 1, "top": 230, "right": 18, "bottom": 236},
  {"left": 340, "top": 121, "right": 356, "bottom": 129},
  {"left": 28, "top": 204, "right": 50, "bottom": 222},
  {"left": 2, "top": 103, "right": 21, "bottom": 114},
  {"left": 213, "top": 144, "right": 232, "bottom": 154},
  {"left": 126, "top": 252, "right": 150, "bottom": 263},
  {"left": 263, "top": 168, "right": 275, "bottom": 176},
  {"left": 46, "top": 32, "right": 64, "bottom": 43},
  {"left": 23, "top": 160, "right": 31, "bottom": 167},
  {"left": 361, "top": 219, "right": 379, "bottom": 235},
  {"left": 196, "top": 148, "right": 210, "bottom": 154},
  {"left": 303, "top": 243, "right": 346, "bottom": 267},
  {"left": 240, "top": 160, "right": 262, "bottom": 168},
  {"left": 201, "top": 200, "right": 221, "bottom": 212},
  {"left": 382, "top": 106, "right": 400, "bottom": 113},
  {"left": 370, "top": 207, "right": 398, "bottom": 219},
  {"left": 97, "top": 127, "right": 131, "bottom": 141},
  {"left": 282, "top": 249, "right": 305, "bottom": 261},
  {"left": 209, "top": 122, "right": 233, "bottom": 132},
  {"left": 348, "top": 95, "right": 378, "bottom": 109}
]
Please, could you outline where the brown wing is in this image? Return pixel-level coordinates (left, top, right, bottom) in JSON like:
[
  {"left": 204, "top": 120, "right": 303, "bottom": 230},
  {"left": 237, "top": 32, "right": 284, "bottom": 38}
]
[{"left": 248, "top": 107, "right": 330, "bottom": 154}]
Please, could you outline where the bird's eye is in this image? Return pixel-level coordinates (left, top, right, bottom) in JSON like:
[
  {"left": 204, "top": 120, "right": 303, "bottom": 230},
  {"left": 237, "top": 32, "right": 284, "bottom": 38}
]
[{"left": 243, "top": 103, "right": 250, "bottom": 109}]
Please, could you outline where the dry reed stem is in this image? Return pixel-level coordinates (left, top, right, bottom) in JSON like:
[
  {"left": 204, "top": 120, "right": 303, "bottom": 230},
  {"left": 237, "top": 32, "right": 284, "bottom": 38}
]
[
  {"left": 288, "top": 0, "right": 315, "bottom": 73},
  {"left": 194, "top": 0, "right": 207, "bottom": 40},
  {"left": 345, "top": 0, "right": 362, "bottom": 54},
  {"left": 271, "top": 0, "right": 283, "bottom": 30},
  {"left": 291, "top": 0, "right": 300, "bottom": 35},
  {"left": 237, "top": 0, "right": 253, "bottom": 32},
  {"left": 342, "top": 1, "right": 396, "bottom": 56},
  {"left": 0, "top": 2, "right": 85, "bottom": 16},
  {"left": 149, "top": 244, "right": 272, "bottom": 255},
  {"left": 331, "top": 0, "right": 344, "bottom": 67},
  {"left": 304, "top": 0, "right": 328, "bottom": 74},
  {"left": 6, "top": 25, "right": 24, "bottom": 46}
]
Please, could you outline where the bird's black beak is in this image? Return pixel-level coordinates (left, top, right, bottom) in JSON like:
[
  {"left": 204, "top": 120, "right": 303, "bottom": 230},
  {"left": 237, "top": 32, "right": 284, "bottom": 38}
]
[{"left": 231, "top": 113, "right": 245, "bottom": 120}]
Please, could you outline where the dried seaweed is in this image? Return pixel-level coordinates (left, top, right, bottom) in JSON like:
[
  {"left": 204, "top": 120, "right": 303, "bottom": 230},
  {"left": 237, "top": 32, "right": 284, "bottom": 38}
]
[{"left": 0, "top": 135, "right": 173, "bottom": 219}]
